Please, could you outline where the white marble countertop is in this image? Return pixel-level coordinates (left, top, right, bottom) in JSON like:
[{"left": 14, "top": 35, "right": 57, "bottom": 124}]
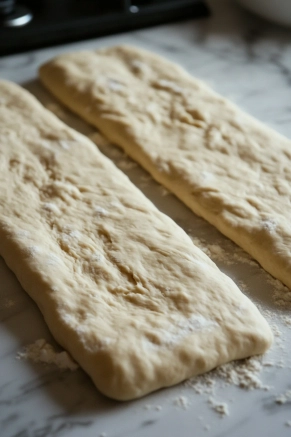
[{"left": 1, "top": 1, "right": 291, "bottom": 436}]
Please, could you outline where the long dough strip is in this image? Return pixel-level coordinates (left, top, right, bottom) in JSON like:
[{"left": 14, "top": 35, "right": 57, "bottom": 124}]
[
  {"left": 0, "top": 80, "right": 272, "bottom": 400},
  {"left": 39, "top": 45, "right": 291, "bottom": 290}
]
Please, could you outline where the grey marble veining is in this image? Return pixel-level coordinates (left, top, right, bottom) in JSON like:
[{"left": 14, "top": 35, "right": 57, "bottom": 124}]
[{"left": 1, "top": 0, "right": 291, "bottom": 436}]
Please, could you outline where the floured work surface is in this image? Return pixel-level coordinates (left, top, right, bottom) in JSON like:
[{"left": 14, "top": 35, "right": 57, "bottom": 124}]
[
  {"left": 40, "top": 45, "right": 291, "bottom": 291},
  {"left": 0, "top": 80, "right": 272, "bottom": 400}
]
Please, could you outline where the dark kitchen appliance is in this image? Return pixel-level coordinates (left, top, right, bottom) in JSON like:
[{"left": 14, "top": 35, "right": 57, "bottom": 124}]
[{"left": 0, "top": 0, "right": 210, "bottom": 55}]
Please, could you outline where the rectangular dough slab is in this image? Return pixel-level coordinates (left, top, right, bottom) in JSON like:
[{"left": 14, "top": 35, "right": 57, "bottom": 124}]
[
  {"left": 39, "top": 45, "right": 291, "bottom": 291},
  {"left": 0, "top": 80, "right": 272, "bottom": 401}
]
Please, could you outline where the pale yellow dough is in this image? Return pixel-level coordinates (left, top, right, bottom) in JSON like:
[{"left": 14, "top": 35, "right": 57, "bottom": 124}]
[
  {"left": 0, "top": 80, "right": 272, "bottom": 401},
  {"left": 39, "top": 45, "right": 291, "bottom": 290}
]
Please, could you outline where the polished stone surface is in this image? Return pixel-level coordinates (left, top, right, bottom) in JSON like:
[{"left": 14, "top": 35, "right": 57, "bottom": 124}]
[{"left": 1, "top": 1, "right": 291, "bottom": 436}]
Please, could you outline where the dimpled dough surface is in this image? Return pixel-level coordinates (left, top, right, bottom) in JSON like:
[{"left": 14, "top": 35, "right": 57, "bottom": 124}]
[
  {"left": 40, "top": 45, "right": 291, "bottom": 291},
  {"left": 0, "top": 80, "right": 272, "bottom": 401}
]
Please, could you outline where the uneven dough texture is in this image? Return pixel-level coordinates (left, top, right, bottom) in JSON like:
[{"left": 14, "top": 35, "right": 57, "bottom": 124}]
[
  {"left": 0, "top": 81, "right": 272, "bottom": 401},
  {"left": 40, "top": 45, "right": 291, "bottom": 290}
]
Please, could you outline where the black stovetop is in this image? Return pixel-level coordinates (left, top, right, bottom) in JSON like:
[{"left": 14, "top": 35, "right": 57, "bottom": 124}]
[{"left": 0, "top": 0, "right": 210, "bottom": 55}]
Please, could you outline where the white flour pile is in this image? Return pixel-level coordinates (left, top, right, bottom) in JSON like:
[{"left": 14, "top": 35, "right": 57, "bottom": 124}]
[
  {"left": 17, "top": 339, "right": 78, "bottom": 371},
  {"left": 181, "top": 356, "right": 263, "bottom": 418},
  {"left": 215, "top": 356, "right": 268, "bottom": 390},
  {"left": 185, "top": 355, "right": 267, "bottom": 395}
]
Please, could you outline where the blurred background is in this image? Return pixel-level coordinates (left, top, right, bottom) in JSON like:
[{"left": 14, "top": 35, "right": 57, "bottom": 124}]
[{"left": 0, "top": 0, "right": 210, "bottom": 54}]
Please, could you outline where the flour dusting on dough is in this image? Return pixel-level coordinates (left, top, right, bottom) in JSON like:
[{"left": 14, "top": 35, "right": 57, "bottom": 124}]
[
  {"left": 46, "top": 253, "right": 62, "bottom": 266},
  {"left": 91, "top": 252, "right": 104, "bottom": 262},
  {"left": 146, "top": 315, "right": 218, "bottom": 349},
  {"left": 25, "top": 245, "right": 41, "bottom": 258},
  {"left": 58, "top": 140, "right": 71, "bottom": 150},
  {"left": 15, "top": 230, "right": 31, "bottom": 239},
  {"left": 42, "top": 202, "right": 61, "bottom": 214},
  {"left": 94, "top": 206, "right": 109, "bottom": 216},
  {"left": 262, "top": 219, "right": 277, "bottom": 233},
  {"left": 108, "top": 78, "right": 124, "bottom": 91}
]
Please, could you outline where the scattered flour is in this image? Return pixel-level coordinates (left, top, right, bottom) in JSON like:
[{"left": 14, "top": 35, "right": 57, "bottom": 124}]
[
  {"left": 258, "top": 308, "right": 284, "bottom": 346},
  {"left": 282, "top": 316, "right": 291, "bottom": 328},
  {"left": 237, "top": 280, "right": 249, "bottom": 294},
  {"left": 208, "top": 397, "right": 229, "bottom": 416},
  {"left": 190, "top": 237, "right": 256, "bottom": 267},
  {"left": 267, "top": 276, "right": 291, "bottom": 309},
  {"left": 17, "top": 339, "right": 78, "bottom": 371},
  {"left": 190, "top": 236, "right": 291, "bottom": 310},
  {"left": 272, "top": 324, "right": 282, "bottom": 338},
  {"left": 186, "top": 355, "right": 267, "bottom": 394},
  {"left": 215, "top": 356, "right": 269, "bottom": 390},
  {"left": 275, "top": 390, "right": 291, "bottom": 405},
  {"left": 173, "top": 395, "right": 191, "bottom": 410},
  {"left": 143, "top": 404, "right": 162, "bottom": 411},
  {"left": 185, "top": 370, "right": 216, "bottom": 395}
]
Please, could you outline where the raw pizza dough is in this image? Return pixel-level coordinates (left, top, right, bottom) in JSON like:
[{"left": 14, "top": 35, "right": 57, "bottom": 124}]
[
  {"left": 39, "top": 45, "right": 291, "bottom": 290},
  {"left": 0, "top": 80, "right": 272, "bottom": 401}
]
